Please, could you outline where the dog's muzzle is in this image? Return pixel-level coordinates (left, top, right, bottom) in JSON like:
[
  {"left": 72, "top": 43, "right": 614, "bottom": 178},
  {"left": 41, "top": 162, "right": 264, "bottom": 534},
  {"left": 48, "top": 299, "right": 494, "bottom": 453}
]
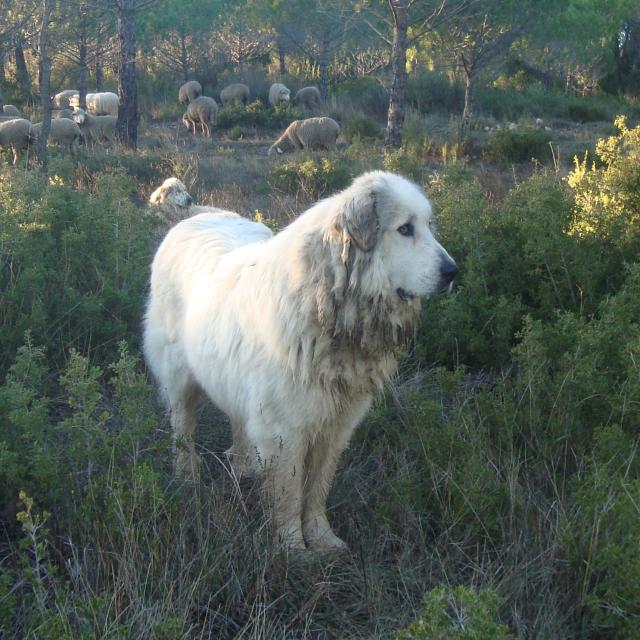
[{"left": 438, "top": 255, "right": 459, "bottom": 292}]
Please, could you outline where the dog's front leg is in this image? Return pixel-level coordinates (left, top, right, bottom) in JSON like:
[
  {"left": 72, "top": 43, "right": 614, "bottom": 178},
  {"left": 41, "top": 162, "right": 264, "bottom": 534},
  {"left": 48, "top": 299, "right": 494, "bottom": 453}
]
[{"left": 259, "top": 439, "right": 307, "bottom": 550}]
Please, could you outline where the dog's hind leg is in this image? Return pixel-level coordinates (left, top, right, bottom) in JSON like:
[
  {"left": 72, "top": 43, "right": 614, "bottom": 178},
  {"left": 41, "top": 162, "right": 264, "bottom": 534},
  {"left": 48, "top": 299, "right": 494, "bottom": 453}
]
[{"left": 168, "top": 382, "right": 201, "bottom": 480}]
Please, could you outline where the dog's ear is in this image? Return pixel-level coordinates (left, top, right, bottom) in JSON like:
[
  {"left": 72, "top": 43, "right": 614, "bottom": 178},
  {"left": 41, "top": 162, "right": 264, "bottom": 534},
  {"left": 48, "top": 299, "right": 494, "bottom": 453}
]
[{"left": 337, "top": 189, "right": 379, "bottom": 252}]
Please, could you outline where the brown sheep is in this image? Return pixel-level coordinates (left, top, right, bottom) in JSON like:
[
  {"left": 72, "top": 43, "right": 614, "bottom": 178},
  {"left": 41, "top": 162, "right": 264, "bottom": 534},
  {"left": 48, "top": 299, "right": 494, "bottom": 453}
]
[
  {"left": 268, "top": 117, "right": 340, "bottom": 156},
  {"left": 182, "top": 96, "right": 218, "bottom": 137},
  {"left": 179, "top": 80, "right": 202, "bottom": 105}
]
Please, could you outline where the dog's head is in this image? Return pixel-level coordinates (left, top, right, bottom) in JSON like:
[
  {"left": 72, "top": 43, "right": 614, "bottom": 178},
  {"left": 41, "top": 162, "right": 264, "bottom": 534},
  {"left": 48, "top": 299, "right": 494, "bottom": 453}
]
[
  {"left": 149, "top": 177, "right": 193, "bottom": 209},
  {"left": 333, "top": 171, "right": 458, "bottom": 303}
]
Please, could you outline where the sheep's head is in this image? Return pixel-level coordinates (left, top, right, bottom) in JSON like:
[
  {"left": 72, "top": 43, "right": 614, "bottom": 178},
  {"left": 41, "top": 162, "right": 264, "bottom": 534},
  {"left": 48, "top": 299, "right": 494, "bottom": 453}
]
[
  {"left": 72, "top": 108, "right": 86, "bottom": 125},
  {"left": 280, "top": 89, "right": 290, "bottom": 103},
  {"left": 149, "top": 177, "right": 193, "bottom": 209}
]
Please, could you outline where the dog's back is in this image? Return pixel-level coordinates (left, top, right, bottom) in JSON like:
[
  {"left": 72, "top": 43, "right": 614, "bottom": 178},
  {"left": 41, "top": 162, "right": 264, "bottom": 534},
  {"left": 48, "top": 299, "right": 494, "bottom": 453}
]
[{"left": 143, "top": 212, "right": 272, "bottom": 403}]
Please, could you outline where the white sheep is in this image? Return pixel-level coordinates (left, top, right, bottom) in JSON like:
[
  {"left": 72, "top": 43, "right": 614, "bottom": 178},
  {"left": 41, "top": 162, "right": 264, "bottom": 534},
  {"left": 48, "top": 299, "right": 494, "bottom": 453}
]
[
  {"left": 0, "top": 118, "right": 33, "bottom": 165},
  {"left": 220, "top": 83, "right": 250, "bottom": 106},
  {"left": 268, "top": 117, "right": 340, "bottom": 156},
  {"left": 30, "top": 118, "right": 83, "bottom": 156},
  {"left": 70, "top": 92, "right": 119, "bottom": 116},
  {"left": 2, "top": 105, "right": 21, "bottom": 118},
  {"left": 87, "top": 92, "right": 119, "bottom": 116},
  {"left": 293, "top": 86, "right": 321, "bottom": 111},
  {"left": 149, "top": 177, "right": 231, "bottom": 226},
  {"left": 53, "top": 90, "right": 79, "bottom": 110},
  {"left": 269, "top": 82, "right": 291, "bottom": 107},
  {"left": 72, "top": 108, "right": 117, "bottom": 146},
  {"left": 182, "top": 96, "right": 218, "bottom": 137},
  {"left": 179, "top": 80, "right": 202, "bottom": 105}
]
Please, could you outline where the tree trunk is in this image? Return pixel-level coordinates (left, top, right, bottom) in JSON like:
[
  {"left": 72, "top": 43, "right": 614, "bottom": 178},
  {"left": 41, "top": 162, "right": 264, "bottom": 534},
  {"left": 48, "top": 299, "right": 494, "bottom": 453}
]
[
  {"left": 277, "top": 35, "right": 286, "bottom": 76},
  {"left": 384, "top": 1, "right": 408, "bottom": 148},
  {"left": 463, "top": 71, "right": 474, "bottom": 120},
  {"left": 0, "top": 47, "right": 6, "bottom": 87},
  {"left": 180, "top": 30, "right": 189, "bottom": 82},
  {"left": 318, "top": 28, "right": 331, "bottom": 102},
  {"left": 78, "top": 1, "right": 89, "bottom": 110},
  {"left": 95, "top": 49, "right": 103, "bottom": 91},
  {"left": 15, "top": 40, "right": 31, "bottom": 94},
  {"left": 116, "top": 0, "right": 138, "bottom": 149},
  {"left": 37, "top": 0, "right": 54, "bottom": 173}
]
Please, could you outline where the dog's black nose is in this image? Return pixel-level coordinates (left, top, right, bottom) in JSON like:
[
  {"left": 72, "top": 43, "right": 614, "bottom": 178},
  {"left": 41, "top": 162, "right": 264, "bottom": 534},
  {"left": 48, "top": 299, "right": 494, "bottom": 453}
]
[{"left": 438, "top": 256, "right": 458, "bottom": 290}]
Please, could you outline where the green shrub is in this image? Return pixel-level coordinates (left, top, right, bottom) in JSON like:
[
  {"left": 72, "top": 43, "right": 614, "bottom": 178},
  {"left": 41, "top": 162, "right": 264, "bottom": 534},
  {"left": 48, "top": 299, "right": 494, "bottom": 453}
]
[
  {"left": 335, "top": 76, "right": 388, "bottom": 117},
  {"left": 405, "top": 70, "right": 464, "bottom": 114},
  {"left": 0, "top": 167, "right": 159, "bottom": 371},
  {"left": 395, "top": 585, "right": 508, "bottom": 639},
  {"left": 566, "top": 98, "right": 609, "bottom": 123},
  {"left": 342, "top": 113, "right": 382, "bottom": 142},
  {"left": 266, "top": 156, "right": 352, "bottom": 200},
  {"left": 216, "top": 99, "right": 300, "bottom": 131},
  {"left": 484, "top": 126, "right": 552, "bottom": 164}
]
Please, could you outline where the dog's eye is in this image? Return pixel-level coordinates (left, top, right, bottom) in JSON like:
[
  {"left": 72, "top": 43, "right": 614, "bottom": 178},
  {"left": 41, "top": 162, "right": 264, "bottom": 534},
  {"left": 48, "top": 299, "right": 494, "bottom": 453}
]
[{"left": 398, "top": 223, "right": 414, "bottom": 237}]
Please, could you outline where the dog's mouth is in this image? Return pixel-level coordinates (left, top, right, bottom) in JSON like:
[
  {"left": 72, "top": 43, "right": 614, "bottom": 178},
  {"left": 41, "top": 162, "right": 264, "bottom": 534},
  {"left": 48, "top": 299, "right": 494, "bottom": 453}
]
[{"left": 397, "top": 288, "right": 416, "bottom": 303}]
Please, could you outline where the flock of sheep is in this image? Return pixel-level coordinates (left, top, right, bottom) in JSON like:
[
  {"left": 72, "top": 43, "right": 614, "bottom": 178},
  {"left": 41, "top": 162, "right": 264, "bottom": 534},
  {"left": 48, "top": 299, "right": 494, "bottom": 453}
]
[
  {"left": 0, "top": 89, "right": 119, "bottom": 164},
  {"left": 0, "top": 78, "right": 340, "bottom": 165},
  {"left": 177, "top": 79, "right": 340, "bottom": 155}
]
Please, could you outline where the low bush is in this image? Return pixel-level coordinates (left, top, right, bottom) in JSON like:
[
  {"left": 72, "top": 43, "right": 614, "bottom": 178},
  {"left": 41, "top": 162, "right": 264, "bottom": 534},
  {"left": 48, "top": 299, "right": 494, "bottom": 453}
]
[
  {"left": 266, "top": 155, "right": 352, "bottom": 201},
  {"left": 341, "top": 113, "right": 382, "bottom": 142},
  {"left": 484, "top": 126, "right": 553, "bottom": 164},
  {"left": 0, "top": 166, "right": 158, "bottom": 372},
  {"left": 216, "top": 99, "right": 300, "bottom": 131}
]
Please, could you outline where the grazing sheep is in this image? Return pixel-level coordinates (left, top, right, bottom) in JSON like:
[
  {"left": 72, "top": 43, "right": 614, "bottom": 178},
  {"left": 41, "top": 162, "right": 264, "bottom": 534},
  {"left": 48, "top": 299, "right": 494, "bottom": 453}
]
[
  {"left": 52, "top": 108, "right": 73, "bottom": 120},
  {"left": 87, "top": 92, "right": 119, "bottom": 116},
  {"left": 220, "top": 83, "right": 250, "bottom": 106},
  {"left": 53, "top": 90, "right": 79, "bottom": 110},
  {"left": 179, "top": 80, "right": 202, "bottom": 105},
  {"left": 149, "top": 177, "right": 233, "bottom": 226},
  {"left": 2, "top": 105, "right": 21, "bottom": 118},
  {"left": 293, "top": 86, "right": 321, "bottom": 111},
  {"left": 182, "top": 96, "right": 218, "bottom": 137},
  {"left": 268, "top": 117, "right": 340, "bottom": 157},
  {"left": 72, "top": 108, "right": 117, "bottom": 146},
  {"left": 269, "top": 82, "right": 291, "bottom": 107},
  {"left": 0, "top": 118, "right": 33, "bottom": 165},
  {"left": 69, "top": 92, "right": 119, "bottom": 116},
  {"left": 30, "top": 118, "right": 83, "bottom": 156}
]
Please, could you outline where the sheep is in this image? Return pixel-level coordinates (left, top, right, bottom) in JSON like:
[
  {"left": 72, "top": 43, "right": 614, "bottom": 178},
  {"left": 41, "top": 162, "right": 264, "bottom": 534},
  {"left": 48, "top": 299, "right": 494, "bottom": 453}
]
[
  {"left": 182, "top": 96, "right": 218, "bottom": 137},
  {"left": 149, "top": 177, "right": 230, "bottom": 226},
  {"left": 269, "top": 82, "right": 291, "bottom": 107},
  {"left": 220, "top": 83, "right": 250, "bottom": 106},
  {"left": 268, "top": 117, "right": 340, "bottom": 157},
  {"left": 293, "top": 86, "right": 321, "bottom": 111},
  {"left": 179, "top": 80, "right": 202, "bottom": 105},
  {"left": 69, "top": 92, "right": 120, "bottom": 116},
  {"left": 72, "top": 108, "right": 117, "bottom": 146},
  {"left": 0, "top": 118, "right": 33, "bottom": 165},
  {"left": 87, "top": 92, "right": 119, "bottom": 116},
  {"left": 52, "top": 108, "right": 73, "bottom": 120},
  {"left": 2, "top": 105, "right": 21, "bottom": 118},
  {"left": 53, "top": 90, "right": 79, "bottom": 110},
  {"left": 30, "top": 118, "right": 83, "bottom": 156}
]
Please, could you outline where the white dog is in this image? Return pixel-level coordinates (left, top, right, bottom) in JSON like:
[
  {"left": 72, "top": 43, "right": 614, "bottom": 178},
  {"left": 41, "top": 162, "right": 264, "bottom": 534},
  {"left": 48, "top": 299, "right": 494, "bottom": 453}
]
[{"left": 143, "top": 171, "right": 458, "bottom": 551}]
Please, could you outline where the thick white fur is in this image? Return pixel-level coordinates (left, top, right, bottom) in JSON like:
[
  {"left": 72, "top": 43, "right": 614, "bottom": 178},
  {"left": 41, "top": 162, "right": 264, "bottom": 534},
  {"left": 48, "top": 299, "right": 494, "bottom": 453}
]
[{"left": 143, "top": 171, "right": 456, "bottom": 551}]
